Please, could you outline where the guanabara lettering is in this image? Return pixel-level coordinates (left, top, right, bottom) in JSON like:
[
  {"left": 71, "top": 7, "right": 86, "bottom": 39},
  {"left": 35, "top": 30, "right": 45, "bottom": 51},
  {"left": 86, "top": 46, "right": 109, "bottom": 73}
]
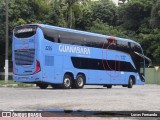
[
  {"left": 59, "top": 45, "right": 90, "bottom": 55},
  {"left": 17, "top": 28, "right": 33, "bottom": 33}
]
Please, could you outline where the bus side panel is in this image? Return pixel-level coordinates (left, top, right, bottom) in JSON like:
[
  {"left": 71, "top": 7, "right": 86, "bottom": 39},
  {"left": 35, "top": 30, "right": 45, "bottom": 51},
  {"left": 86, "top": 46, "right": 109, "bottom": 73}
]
[
  {"left": 42, "top": 54, "right": 55, "bottom": 83},
  {"left": 63, "top": 56, "right": 76, "bottom": 79},
  {"left": 98, "top": 71, "right": 110, "bottom": 84},
  {"left": 86, "top": 70, "right": 111, "bottom": 84},
  {"left": 42, "top": 55, "right": 64, "bottom": 84},
  {"left": 53, "top": 55, "right": 63, "bottom": 83},
  {"left": 110, "top": 71, "right": 126, "bottom": 84},
  {"left": 86, "top": 70, "right": 98, "bottom": 84}
]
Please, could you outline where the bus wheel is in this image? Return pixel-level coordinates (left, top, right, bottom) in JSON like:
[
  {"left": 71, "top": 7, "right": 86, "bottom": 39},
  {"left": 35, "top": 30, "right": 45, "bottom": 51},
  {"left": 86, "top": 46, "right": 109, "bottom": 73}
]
[
  {"left": 62, "top": 74, "right": 72, "bottom": 89},
  {"left": 38, "top": 83, "right": 48, "bottom": 89},
  {"left": 122, "top": 85, "right": 127, "bottom": 87},
  {"left": 73, "top": 74, "right": 85, "bottom": 89},
  {"left": 128, "top": 77, "right": 133, "bottom": 88}
]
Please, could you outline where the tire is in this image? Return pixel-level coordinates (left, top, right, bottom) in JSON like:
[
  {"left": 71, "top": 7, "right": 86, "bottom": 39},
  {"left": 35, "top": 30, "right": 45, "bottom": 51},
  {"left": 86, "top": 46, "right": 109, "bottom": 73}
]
[
  {"left": 38, "top": 83, "right": 48, "bottom": 89},
  {"left": 72, "top": 74, "right": 85, "bottom": 89},
  {"left": 62, "top": 74, "right": 72, "bottom": 89},
  {"left": 122, "top": 85, "right": 128, "bottom": 87},
  {"left": 128, "top": 77, "right": 133, "bottom": 88}
]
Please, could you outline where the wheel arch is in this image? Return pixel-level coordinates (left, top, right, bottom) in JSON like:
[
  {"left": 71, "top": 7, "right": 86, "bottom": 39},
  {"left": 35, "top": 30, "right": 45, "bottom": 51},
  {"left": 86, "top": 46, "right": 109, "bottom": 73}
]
[{"left": 64, "top": 72, "right": 74, "bottom": 81}]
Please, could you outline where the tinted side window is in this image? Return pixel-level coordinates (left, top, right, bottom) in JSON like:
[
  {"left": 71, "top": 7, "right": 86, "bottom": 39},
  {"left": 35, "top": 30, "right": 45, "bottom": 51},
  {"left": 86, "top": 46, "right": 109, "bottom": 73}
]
[
  {"left": 117, "top": 41, "right": 129, "bottom": 53},
  {"left": 107, "top": 39, "right": 117, "bottom": 50},
  {"left": 57, "top": 31, "right": 108, "bottom": 49},
  {"left": 58, "top": 31, "right": 83, "bottom": 45},
  {"left": 42, "top": 28, "right": 57, "bottom": 42},
  {"left": 41, "top": 27, "right": 131, "bottom": 54},
  {"left": 71, "top": 57, "right": 136, "bottom": 72},
  {"left": 84, "top": 35, "right": 103, "bottom": 48},
  {"left": 71, "top": 57, "right": 89, "bottom": 69}
]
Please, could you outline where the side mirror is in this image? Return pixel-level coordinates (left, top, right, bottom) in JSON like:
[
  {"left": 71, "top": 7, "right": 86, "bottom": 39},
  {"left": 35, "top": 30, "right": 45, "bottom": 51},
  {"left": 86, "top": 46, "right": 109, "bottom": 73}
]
[{"left": 134, "top": 52, "right": 152, "bottom": 68}]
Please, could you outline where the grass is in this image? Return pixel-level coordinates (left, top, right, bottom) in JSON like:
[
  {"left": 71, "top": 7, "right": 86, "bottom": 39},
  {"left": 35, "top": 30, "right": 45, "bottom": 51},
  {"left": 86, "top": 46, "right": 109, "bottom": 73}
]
[
  {"left": 0, "top": 80, "right": 16, "bottom": 84},
  {"left": 0, "top": 80, "right": 36, "bottom": 87}
]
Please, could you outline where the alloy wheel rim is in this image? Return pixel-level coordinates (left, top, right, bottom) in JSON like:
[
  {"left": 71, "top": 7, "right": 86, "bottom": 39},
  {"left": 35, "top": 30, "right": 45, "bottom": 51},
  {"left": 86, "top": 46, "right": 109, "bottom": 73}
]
[
  {"left": 64, "top": 78, "right": 70, "bottom": 87},
  {"left": 78, "top": 77, "right": 83, "bottom": 86},
  {"left": 130, "top": 78, "right": 133, "bottom": 85}
]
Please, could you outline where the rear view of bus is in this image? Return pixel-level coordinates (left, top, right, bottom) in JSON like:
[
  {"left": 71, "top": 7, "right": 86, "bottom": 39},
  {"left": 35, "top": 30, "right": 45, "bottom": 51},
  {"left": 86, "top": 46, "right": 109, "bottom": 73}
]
[{"left": 12, "top": 25, "right": 42, "bottom": 85}]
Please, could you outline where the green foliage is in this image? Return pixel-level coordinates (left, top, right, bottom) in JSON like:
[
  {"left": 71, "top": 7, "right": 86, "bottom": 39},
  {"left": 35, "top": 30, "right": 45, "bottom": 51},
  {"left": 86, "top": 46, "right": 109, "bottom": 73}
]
[
  {"left": 88, "top": 19, "right": 128, "bottom": 38},
  {"left": 154, "top": 46, "right": 160, "bottom": 64},
  {"left": 150, "top": 0, "right": 160, "bottom": 29},
  {"left": 92, "top": 0, "right": 117, "bottom": 26},
  {"left": 118, "top": 0, "right": 153, "bottom": 33},
  {"left": 138, "top": 29, "right": 160, "bottom": 64},
  {"left": 116, "top": 0, "right": 160, "bottom": 65},
  {"left": 0, "top": 0, "right": 52, "bottom": 68},
  {"left": 49, "top": 1, "right": 67, "bottom": 27},
  {"left": 0, "top": 0, "right": 6, "bottom": 68},
  {"left": 75, "top": 1, "right": 93, "bottom": 30}
]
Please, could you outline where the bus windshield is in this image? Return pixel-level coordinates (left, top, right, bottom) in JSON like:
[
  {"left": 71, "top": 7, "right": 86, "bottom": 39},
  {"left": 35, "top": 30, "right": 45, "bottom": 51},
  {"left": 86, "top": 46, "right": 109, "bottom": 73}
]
[{"left": 130, "top": 43, "right": 145, "bottom": 75}]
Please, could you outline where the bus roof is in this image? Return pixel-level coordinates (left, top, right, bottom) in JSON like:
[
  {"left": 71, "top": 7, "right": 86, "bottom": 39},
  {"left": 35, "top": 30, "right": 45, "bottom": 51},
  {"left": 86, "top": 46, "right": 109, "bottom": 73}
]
[{"left": 19, "top": 24, "right": 141, "bottom": 46}]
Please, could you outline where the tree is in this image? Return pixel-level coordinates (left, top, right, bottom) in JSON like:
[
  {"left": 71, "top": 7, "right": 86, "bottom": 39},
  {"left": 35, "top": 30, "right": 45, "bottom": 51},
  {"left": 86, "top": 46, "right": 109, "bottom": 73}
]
[
  {"left": 65, "top": 0, "right": 76, "bottom": 28},
  {"left": 150, "top": 0, "right": 160, "bottom": 29},
  {"left": 121, "top": 0, "right": 126, "bottom": 4},
  {"left": 87, "top": 19, "right": 127, "bottom": 38},
  {"left": 75, "top": 1, "right": 93, "bottom": 30},
  {"left": 118, "top": 0, "right": 153, "bottom": 33},
  {"left": 137, "top": 29, "right": 160, "bottom": 64},
  {"left": 0, "top": 0, "right": 52, "bottom": 68},
  {"left": 0, "top": 0, "right": 6, "bottom": 69},
  {"left": 92, "top": 0, "right": 117, "bottom": 26},
  {"left": 65, "top": 0, "right": 90, "bottom": 28},
  {"left": 154, "top": 46, "right": 160, "bottom": 64},
  {"left": 49, "top": 0, "right": 67, "bottom": 27}
]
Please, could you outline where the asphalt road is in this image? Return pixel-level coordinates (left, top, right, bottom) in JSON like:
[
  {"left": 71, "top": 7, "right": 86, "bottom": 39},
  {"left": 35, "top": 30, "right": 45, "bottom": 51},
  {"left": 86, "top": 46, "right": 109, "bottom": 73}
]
[{"left": 0, "top": 84, "right": 160, "bottom": 112}]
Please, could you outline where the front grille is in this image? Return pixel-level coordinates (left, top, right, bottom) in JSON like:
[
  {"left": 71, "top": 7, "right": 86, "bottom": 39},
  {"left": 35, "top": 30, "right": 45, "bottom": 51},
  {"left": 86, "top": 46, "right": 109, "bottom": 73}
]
[{"left": 14, "top": 49, "right": 35, "bottom": 65}]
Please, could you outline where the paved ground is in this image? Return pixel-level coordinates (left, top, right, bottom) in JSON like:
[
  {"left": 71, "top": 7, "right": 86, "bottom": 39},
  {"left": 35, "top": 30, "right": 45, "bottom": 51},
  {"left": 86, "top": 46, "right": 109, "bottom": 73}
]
[
  {"left": 0, "top": 84, "right": 160, "bottom": 119},
  {"left": 0, "top": 84, "right": 160, "bottom": 111}
]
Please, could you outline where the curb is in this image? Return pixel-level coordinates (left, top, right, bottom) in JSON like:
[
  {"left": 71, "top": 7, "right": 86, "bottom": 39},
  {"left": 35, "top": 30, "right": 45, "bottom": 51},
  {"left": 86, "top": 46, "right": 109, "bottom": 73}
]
[{"left": 0, "top": 84, "right": 37, "bottom": 87}]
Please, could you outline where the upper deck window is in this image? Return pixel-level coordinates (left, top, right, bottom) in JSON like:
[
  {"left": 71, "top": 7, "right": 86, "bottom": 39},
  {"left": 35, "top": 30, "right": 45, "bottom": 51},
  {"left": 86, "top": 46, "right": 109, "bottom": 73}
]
[
  {"left": 41, "top": 27, "right": 108, "bottom": 48},
  {"left": 14, "top": 25, "right": 37, "bottom": 38}
]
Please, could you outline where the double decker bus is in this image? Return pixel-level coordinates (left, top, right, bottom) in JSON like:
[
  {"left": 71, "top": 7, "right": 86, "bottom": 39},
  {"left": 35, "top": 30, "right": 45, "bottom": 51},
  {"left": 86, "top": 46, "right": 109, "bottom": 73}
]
[{"left": 12, "top": 24, "right": 151, "bottom": 89}]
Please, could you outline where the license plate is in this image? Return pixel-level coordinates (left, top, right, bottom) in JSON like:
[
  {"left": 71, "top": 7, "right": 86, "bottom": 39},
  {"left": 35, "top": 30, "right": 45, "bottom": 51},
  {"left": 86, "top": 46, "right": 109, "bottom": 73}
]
[{"left": 22, "top": 77, "right": 26, "bottom": 80}]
